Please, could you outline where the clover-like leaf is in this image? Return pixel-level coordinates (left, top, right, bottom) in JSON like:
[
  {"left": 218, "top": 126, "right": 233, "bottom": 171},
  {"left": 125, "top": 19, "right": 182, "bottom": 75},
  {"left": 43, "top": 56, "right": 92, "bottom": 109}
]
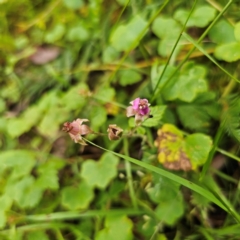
[
  {"left": 234, "top": 22, "right": 240, "bottom": 42},
  {"left": 154, "top": 124, "right": 212, "bottom": 170},
  {"left": 80, "top": 152, "right": 119, "bottom": 189},
  {"left": 174, "top": 6, "right": 216, "bottom": 28},
  {"left": 163, "top": 63, "right": 208, "bottom": 102},
  {"left": 142, "top": 106, "right": 166, "bottom": 127},
  {"left": 185, "top": 134, "right": 212, "bottom": 169},
  {"left": 147, "top": 177, "right": 184, "bottom": 225},
  {"left": 152, "top": 17, "right": 181, "bottom": 39},
  {"left": 95, "top": 215, "right": 133, "bottom": 240},
  {"left": 61, "top": 180, "right": 94, "bottom": 210},
  {"left": 214, "top": 42, "right": 240, "bottom": 62},
  {"left": 0, "top": 150, "right": 36, "bottom": 179},
  {"left": 118, "top": 69, "right": 142, "bottom": 86},
  {"left": 110, "top": 15, "right": 148, "bottom": 51},
  {"left": 208, "top": 19, "right": 236, "bottom": 44}
]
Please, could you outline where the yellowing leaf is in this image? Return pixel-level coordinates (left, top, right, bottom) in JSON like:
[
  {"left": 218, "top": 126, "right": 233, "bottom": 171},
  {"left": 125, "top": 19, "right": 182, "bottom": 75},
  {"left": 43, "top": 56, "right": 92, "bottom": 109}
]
[{"left": 154, "top": 124, "right": 212, "bottom": 170}]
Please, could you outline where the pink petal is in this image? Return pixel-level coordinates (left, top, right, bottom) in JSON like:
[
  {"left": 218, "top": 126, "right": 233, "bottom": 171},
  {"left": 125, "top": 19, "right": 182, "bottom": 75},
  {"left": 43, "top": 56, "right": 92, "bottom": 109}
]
[
  {"left": 139, "top": 106, "right": 150, "bottom": 116},
  {"left": 131, "top": 98, "right": 140, "bottom": 110},
  {"left": 126, "top": 106, "right": 136, "bottom": 117}
]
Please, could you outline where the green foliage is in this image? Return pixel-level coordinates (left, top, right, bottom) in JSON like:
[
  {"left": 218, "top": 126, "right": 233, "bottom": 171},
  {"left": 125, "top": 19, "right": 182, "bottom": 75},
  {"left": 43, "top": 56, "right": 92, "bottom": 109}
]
[
  {"left": 80, "top": 153, "right": 119, "bottom": 189},
  {"left": 174, "top": 5, "right": 216, "bottom": 27},
  {"left": 142, "top": 105, "right": 166, "bottom": 127},
  {"left": 1, "top": 0, "right": 240, "bottom": 239},
  {"left": 152, "top": 62, "right": 208, "bottom": 102},
  {"left": 95, "top": 215, "right": 133, "bottom": 240},
  {"left": 147, "top": 177, "right": 184, "bottom": 225},
  {"left": 61, "top": 180, "right": 94, "bottom": 210},
  {"left": 110, "top": 15, "right": 148, "bottom": 51},
  {"left": 222, "top": 97, "right": 240, "bottom": 142}
]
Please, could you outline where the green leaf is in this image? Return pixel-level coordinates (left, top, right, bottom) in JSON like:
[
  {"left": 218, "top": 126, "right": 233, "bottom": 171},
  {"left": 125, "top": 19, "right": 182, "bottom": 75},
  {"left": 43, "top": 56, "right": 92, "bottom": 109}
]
[
  {"left": 177, "top": 102, "right": 220, "bottom": 131},
  {"left": 214, "top": 42, "right": 240, "bottom": 62},
  {"left": 152, "top": 17, "right": 181, "bottom": 39},
  {"left": 102, "top": 46, "right": 120, "bottom": 63},
  {"left": 163, "top": 63, "right": 208, "bottom": 102},
  {"left": 185, "top": 134, "right": 212, "bottom": 169},
  {"left": 118, "top": 70, "right": 142, "bottom": 86},
  {"left": 7, "top": 105, "right": 43, "bottom": 138},
  {"left": 67, "top": 25, "right": 89, "bottom": 42},
  {"left": 6, "top": 176, "right": 43, "bottom": 209},
  {"left": 208, "top": 19, "right": 236, "bottom": 44},
  {"left": 63, "top": 0, "right": 83, "bottom": 10},
  {"left": 155, "top": 198, "right": 184, "bottom": 225},
  {"left": 222, "top": 97, "right": 240, "bottom": 142},
  {"left": 234, "top": 22, "right": 240, "bottom": 42},
  {"left": 95, "top": 215, "right": 133, "bottom": 240},
  {"left": 61, "top": 181, "right": 94, "bottom": 210},
  {"left": 0, "top": 150, "right": 35, "bottom": 179},
  {"left": 110, "top": 15, "right": 148, "bottom": 51},
  {"left": 142, "top": 105, "right": 166, "bottom": 127},
  {"left": 27, "top": 231, "right": 49, "bottom": 240},
  {"left": 174, "top": 6, "right": 216, "bottom": 28},
  {"left": 45, "top": 24, "right": 66, "bottom": 43},
  {"left": 89, "top": 105, "right": 107, "bottom": 130},
  {"left": 80, "top": 152, "right": 119, "bottom": 189},
  {"left": 151, "top": 64, "right": 177, "bottom": 91},
  {"left": 148, "top": 177, "right": 184, "bottom": 225},
  {"left": 0, "top": 211, "right": 6, "bottom": 229},
  {"left": 157, "top": 35, "right": 184, "bottom": 57},
  {"left": 94, "top": 87, "right": 116, "bottom": 103}
]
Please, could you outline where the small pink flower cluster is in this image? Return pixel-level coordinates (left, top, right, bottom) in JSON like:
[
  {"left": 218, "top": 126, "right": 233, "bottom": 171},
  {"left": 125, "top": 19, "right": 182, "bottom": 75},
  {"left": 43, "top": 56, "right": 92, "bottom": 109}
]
[
  {"left": 126, "top": 98, "right": 150, "bottom": 125},
  {"left": 63, "top": 98, "right": 150, "bottom": 145}
]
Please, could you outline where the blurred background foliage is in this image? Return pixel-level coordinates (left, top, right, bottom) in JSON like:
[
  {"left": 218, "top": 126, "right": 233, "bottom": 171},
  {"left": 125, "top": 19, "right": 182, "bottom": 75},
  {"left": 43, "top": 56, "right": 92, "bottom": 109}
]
[{"left": 1, "top": 0, "right": 240, "bottom": 239}]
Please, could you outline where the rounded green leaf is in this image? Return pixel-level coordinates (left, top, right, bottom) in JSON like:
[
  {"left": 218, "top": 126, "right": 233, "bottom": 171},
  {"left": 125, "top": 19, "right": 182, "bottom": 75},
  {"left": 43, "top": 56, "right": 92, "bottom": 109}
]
[
  {"left": 61, "top": 181, "right": 94, "bottom": 210},
  {"left": 110, "top": 15, "right": 148, "bottom": 51},
  {"left": 80, "top": 153, "right": 119, "bottom": 189},
  {"left": 185, "top": 133, "right": 212, "bottom": 169},
  {"left": 208, "top": 19, "right": 236, "bottom": 44},
  {"left": 96, "top": 215, "right": 133, "bottom": 240},
  {"left": 152, "top": 17, "right": 181, "bottom": 39},
  {"left": 174, "top": 6, "right": 216, "bottom": 28},
  {"left": 234, "top": 22, "right": 240, "bottom": 42},
  {"left": 214, "top": 42, "right": 240, "bottom": 62},
  {"left": 45, "top": 24, "right": 66, "bottom": 43},
  {"left": 163, "top": 64, "right": 208, "bottom": 102},
  {"left": 63, "top": 0, "right": 83, "bottom": 9},
  {"left": 119, "top": 70, "right": 142, "bottom": 86},
  {"left": 67, "top": 25, "right": 89, "bottom": 42},
  {"left": 155, "top": 198, "right": 184, "bottom": 225}
]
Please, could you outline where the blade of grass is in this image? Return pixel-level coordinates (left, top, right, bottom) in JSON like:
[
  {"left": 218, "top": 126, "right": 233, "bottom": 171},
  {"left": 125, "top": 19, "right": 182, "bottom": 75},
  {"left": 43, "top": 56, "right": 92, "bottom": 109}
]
[
  {"left": 151, "top": 0, "right": 234, "bottom": 101},
  {"left": 123, "top": 138, "right": 138, "bottom": 209},
  {"left": 182, "top": 32, "right": 240, "bottom": 83},
  {"left": 23, "top": 209, "right": 144, "bottom": 222},
  {"left": 151, "top": 0, "right": 198, "bottom": 102},
  {"left": 84, "top": 139, "right": 240, "bottom": 222}
]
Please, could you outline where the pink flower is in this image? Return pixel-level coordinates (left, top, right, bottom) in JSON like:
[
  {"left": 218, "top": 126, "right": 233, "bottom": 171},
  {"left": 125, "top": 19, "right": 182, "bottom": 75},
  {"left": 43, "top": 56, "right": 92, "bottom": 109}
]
[
  {"left": 126, "top": 98, "right": 150, "bottom": 124},
  {"left": 62, "top": 119, "right": 92, "bottom": 145}
]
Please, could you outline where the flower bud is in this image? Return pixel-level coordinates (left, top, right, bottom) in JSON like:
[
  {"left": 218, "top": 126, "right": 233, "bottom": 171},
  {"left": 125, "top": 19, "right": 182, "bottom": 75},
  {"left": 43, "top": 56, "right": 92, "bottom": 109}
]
[{"left": 107, "top": 124, "right": 123, "bottom": 141}]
